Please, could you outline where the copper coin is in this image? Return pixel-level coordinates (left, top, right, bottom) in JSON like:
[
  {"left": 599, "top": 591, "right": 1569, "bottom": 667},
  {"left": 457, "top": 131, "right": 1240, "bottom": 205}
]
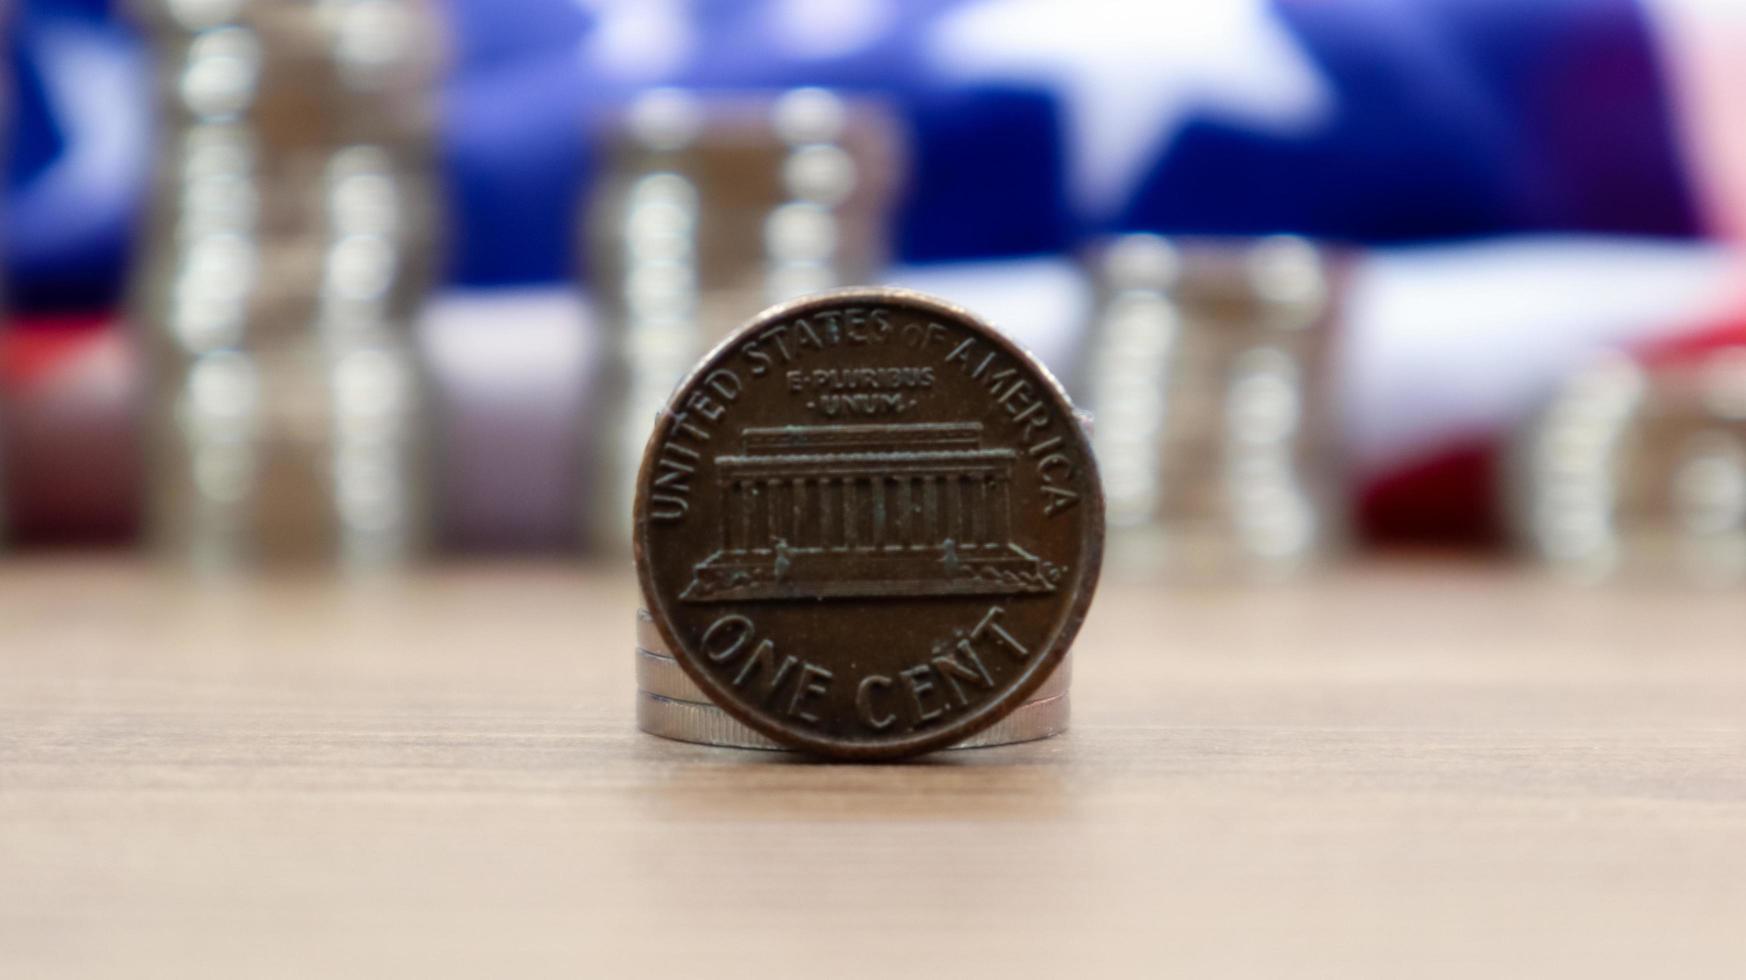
[
  {"left": 635, "top": 643, "right": 1074, "bottom": 705},
  {"left": 636, "top": 690, "right": 1071, "bottom": 752},
  {"left": 634, "top": 287, "right": 1103, "bottom": 759}
]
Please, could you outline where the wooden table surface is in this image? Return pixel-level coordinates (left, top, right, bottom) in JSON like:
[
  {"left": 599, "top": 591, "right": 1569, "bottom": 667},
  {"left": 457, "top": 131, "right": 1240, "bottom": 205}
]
[{"left": 1, "top": 557, "right": 1742, "bottom": 979}]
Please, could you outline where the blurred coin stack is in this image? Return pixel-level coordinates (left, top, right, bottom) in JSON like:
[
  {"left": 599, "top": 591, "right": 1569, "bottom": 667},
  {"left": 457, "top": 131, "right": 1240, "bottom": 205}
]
[
  {"left": 580, "top": 88, "right": 904, "bottom": 553},
  {"left": 1074, "top": 235, "right": 1344, "bottom": 578},
  {"left": 1517, "top": 346, "right": 1746, "bottom": 585},
  {"left": 633, "top": 610, "right": 1071, "bottom": 752},
  {"left": 0, "top": 8, "right": 7, "bottom": 552},
  {"left": 130, "top": 0, "right": 443, "bottom": 571}
]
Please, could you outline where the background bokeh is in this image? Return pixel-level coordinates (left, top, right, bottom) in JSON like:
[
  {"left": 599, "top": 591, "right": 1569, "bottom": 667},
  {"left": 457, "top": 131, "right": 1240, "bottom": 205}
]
[{"left": 3, "top": 0, "right": 1744, "bottom": 576}]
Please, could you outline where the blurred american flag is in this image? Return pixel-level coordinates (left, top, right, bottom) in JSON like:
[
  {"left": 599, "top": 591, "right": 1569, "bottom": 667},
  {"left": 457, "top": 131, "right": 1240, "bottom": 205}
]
[{"left": 4, "top": 0, "right": 1745, "bottom": 546}]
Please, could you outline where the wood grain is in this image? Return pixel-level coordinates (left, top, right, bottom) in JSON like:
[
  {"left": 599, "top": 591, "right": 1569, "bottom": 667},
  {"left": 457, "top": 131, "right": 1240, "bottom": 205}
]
[{"left": 1, "top": 558, "right": 1743, "bottom": 979}]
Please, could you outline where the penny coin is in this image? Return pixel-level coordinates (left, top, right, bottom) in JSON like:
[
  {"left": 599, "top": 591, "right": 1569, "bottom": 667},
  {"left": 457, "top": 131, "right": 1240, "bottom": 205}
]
[
  {"left": 634, "top": 287, "right": 1103, "bottom": 759},
  {"left": 635, "top": 643, "right": 1074, "bottom": 705},
  {"left": 636, "top": 689, "right": 1070, "bottom": 752}
]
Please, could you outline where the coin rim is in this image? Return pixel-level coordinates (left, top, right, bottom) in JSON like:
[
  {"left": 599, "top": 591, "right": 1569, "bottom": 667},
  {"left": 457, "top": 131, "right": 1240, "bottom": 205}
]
[{"left": 633, "top": 286, "right": 1104, "bottom": 760}]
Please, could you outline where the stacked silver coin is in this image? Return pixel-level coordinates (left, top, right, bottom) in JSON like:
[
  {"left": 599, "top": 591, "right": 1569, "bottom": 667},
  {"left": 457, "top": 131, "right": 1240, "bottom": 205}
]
[
  {"left": 580, "top": 88, "right": 905, "bottom": 554},
  {"left": 635, "top": 611, "right": 1071, "bottom": 751},
  {"left": 1074, "top": 234, "right": 1344, "bottom": 578},
  {"left": 131, "top": 0, "right": 444, "bottom": 570},
  {"left": 1515, "top": 346, "right": 1746, "bottom": 585}
]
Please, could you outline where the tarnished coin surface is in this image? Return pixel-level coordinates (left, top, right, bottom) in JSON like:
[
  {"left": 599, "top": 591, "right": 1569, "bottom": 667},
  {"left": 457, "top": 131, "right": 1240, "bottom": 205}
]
[
  {"left": 634, "top": 288, "right": 1103, "bottom": 759},
  {"left": 635, "top": 644, "right": 1074, "bottom": 705},
  {"left": 637, "top": 690, "right": 1070, "bottom": 752}
]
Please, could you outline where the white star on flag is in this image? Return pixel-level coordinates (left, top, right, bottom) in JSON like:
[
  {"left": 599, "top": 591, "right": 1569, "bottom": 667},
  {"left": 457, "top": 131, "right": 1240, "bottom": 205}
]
[{"left": 929, "top": 0, "right": 1335, "bottom": 219}]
